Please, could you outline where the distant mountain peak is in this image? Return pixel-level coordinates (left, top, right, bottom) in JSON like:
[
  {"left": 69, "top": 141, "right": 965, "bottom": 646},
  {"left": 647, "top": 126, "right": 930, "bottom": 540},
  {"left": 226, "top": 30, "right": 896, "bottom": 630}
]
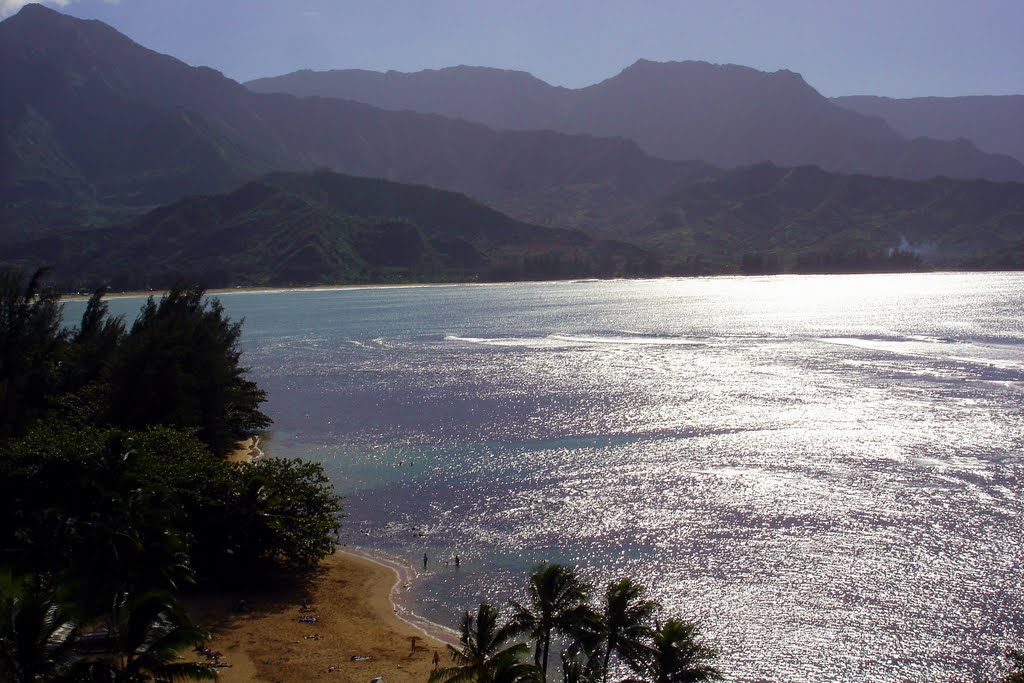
[
  {"left": 605, "top": 58, "right": 813, "bottom": 95},
  {"left": 2, "top": 0, "right": 146, "bottom": 57},
  {"left": 621, "top": 58, "right": 765, "bottom": 74},
  {"left": 13, "top": 2, "right": 59, "bottom": 17},
  {"left": 6, "top": 2, "right": 100, "bottom": 31}
]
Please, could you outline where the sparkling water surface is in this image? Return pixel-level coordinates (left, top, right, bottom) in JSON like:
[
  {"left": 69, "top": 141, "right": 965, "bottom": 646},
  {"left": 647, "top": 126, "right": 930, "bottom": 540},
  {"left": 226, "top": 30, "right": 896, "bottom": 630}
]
[{"left": 80, "top": 273, "right": 1024, "bottom": 682}]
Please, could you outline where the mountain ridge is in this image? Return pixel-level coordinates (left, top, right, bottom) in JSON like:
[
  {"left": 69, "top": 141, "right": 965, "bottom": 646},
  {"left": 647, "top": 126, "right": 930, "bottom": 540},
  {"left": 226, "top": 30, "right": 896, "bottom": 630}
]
[
  {"left": 832, "top": 94, "right": 1024, "bottom": 164},
  {"left": 2, "top": 5, "right": 1023, "bottom": 285},
  {"left": 246, "top": 59, "right": 1024, "bottom": 183},
  {"left": 0, "top": 3, "right": 720, "bottom": 242}
]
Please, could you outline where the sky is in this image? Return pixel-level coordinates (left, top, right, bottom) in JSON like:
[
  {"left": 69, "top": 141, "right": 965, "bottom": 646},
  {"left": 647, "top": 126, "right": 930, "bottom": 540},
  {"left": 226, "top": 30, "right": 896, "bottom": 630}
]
[{"left": 3, "top": 0, "right": 1023, "bottom": 98}]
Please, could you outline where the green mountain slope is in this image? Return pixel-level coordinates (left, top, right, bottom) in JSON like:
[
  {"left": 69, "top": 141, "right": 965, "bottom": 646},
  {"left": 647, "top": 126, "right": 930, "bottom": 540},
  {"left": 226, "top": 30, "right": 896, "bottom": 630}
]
[
  {"left": 0, "top": 4, "right": 714, "bottom": 244},
  {"left": 7, "top": 171, "right": 652, "bottom": 290},
  {"left": 0, "top": 5, "right": 275, "bottom": 235},
  {"left": 634, "top": 163, "right": 1024, "bottom": 271}
]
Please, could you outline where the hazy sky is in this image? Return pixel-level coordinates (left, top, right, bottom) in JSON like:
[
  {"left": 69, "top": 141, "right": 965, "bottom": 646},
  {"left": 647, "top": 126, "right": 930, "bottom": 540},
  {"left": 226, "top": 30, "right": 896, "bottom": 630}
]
[{"left": 5, "top": 0, "right": 1024, "bottom": 97}]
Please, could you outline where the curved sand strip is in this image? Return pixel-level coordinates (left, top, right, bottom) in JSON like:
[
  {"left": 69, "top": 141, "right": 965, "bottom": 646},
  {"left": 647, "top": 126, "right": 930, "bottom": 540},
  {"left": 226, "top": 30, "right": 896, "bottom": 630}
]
[{"left": 191, "top": 550, "right": 451, "bottom": 682}]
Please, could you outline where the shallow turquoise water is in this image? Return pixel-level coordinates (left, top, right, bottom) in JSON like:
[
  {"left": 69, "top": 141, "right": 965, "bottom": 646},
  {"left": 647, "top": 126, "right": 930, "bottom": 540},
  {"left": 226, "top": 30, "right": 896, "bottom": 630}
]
[{"left": 77, "top": 273, "right": 1024, "bottom": 682}]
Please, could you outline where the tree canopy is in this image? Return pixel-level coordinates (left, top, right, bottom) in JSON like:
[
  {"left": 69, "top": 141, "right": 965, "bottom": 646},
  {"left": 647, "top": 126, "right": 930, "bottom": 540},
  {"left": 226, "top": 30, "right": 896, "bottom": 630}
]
[
  {"left": 0, "top": 272, "right": 270, "bottom": 456},
  {"left": 0, "top": 268, "right": 341, "bottom": 681},
  {"left": 109, "top": 285, "right": 270, "bottom": 456}
]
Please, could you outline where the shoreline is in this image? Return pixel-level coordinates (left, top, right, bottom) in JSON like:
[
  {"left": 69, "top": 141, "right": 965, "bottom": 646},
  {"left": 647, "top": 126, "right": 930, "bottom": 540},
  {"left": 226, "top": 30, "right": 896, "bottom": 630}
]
[
  {"left": 225, "top": 437, "right": 458, "bottom": 643},
  {"left": 190, "top": 547, "right": 453, "bottom": 682},
  {"left": 340, "top": 545, "right": 460, "bottom": 648},
  {"left": 63, "top": 279, "right": 526, "bottom": 301},
  {"left": 57, "top": 269, "right": 1005, "bottom": 302}
]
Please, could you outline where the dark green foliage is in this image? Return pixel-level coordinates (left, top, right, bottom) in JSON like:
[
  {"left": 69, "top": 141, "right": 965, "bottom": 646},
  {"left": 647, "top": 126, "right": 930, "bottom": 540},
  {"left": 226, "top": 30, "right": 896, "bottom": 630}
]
[
  {"left": 0, "top": 274, "right": 268, "bottom": 456},
  {"left": 792, "top": 248, "right": 923, "bottom": 274},
  {"left": 71, "top": 591, "right": 215, "bottom": 682},
  {"left": 978, "top": 650, "right": 1024, "bottom": 683},
  {"left": 0, "top": 267, "right": 340, "bottom": 680},
  {"left": 229, "top": 457, "right": 344, "bottom": 570},
  {"left": 354, "top": 220, "right": 430, "bottom": 268},
  {"left": 0, "top": 269, "right": 340, "bottom": 590},
  {"left": 2, "top": 425, "right": 195, "bottom": 607},
  {"left": 560, "top": 650, "right": 603, "bottom": 683},
  {"left": 1, "top": 425, "right": 342, "bottom": 596},
  {"left": 599, "top": 579, "right": 660, "bottom": 682},
  {"left": 441, "top": 567, "right": 721, "bottom": 683},
  {"left": 642, "top": 619, "right": 722, "bottom": 683},
  {"left": 0, "top": 268, "right": 66, "bottom": 439},
  {"left": 109, "top": 286, "right": 269, "bottom": 456},
  {"left": 431, "top": 603, "right": 539, "bottom": 683},
  {"left": 0, "top": 587, "right": 215, "bottom": 683},
  {"left": 54, "top": 287, "right": 127, "bottom": 428},
  {"left": 11, "top": 163, "right": 1024, "bottom": 287},
  {"left": 123, "top": 428, "right": 240, "bottom": 580},
  {"left": 0, "top": 591, "right": 79, "bottom": 683},
  {"left": 511, "top": 563, "right": 599, "bottom": 680}
]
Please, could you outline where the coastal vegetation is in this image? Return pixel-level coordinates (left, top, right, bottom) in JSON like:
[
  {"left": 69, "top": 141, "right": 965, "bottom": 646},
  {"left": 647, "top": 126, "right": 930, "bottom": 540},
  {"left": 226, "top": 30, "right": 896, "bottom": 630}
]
[
  {"left": 432, "top": 563, "right": 721, "bottom": 683},
  {"left": 8, "top": 166, "right": 1024, "bottom": 293},
  {"left": 5, "top": 172, "right": 651, "bottom": 292},
  {"left": 0, "top": 268, "right": 342, "bottom": 679}
]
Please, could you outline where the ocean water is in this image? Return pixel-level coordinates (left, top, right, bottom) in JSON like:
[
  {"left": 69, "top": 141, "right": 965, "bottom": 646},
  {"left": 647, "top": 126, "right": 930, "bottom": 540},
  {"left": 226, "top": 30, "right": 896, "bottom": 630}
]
[{"left": 78, "top": 273, "right": 1024, "bottom": 682}]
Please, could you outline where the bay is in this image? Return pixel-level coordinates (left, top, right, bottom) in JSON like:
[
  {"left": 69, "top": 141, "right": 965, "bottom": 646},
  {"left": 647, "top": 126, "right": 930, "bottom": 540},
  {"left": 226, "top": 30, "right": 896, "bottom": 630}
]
[{"left": 76, "top": 272, "right": 1024, "bottom": 682}]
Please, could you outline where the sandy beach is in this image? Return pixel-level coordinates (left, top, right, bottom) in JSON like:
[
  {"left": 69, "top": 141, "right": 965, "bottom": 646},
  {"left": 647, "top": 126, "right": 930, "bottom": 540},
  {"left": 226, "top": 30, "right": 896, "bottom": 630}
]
[
  {"left": 63, "top": 281, "right": 494, "bottom": 302},
  {"left": 226, "top": 435, "right": 263, "bottom": 463},
  {"left": 187, "top": 550, "right": 451, "bottom": 682}
]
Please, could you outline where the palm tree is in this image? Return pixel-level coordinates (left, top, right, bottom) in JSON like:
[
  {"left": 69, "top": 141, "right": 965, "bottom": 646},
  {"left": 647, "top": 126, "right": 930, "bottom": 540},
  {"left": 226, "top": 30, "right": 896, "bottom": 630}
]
[
  {"left": 560, "top": 648, "right": 603, "bottom": 683},
  {"left": 74, "top": 591, "right": 214, "bottom": 682},
  {"left": 0, "top": 592, "right": 79, "bottom": 683},
  {"left": 511, "top": 563, "right": 598, "bottom": 680},
  {"left": 643, "top": 619, "right": 721, "bottom": 683},
  {"left": 430, "top": 603, "right": 538, "bottom": 683},
  {"left": 599, "top": 579, "right": 659, "bottom": 683},
  {"left": 980, "top": 649, "right": 1024, "bottom": 683}
]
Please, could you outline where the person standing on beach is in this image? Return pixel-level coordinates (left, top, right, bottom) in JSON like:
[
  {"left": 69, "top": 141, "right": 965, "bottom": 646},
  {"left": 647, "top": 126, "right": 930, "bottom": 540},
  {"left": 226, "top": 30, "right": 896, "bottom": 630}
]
[
  {"left": 454, "top": 554, "right": 460, "bottom": 568},
  {"left": 423, "top": 553, "right": 428, "bottom": 570}
]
